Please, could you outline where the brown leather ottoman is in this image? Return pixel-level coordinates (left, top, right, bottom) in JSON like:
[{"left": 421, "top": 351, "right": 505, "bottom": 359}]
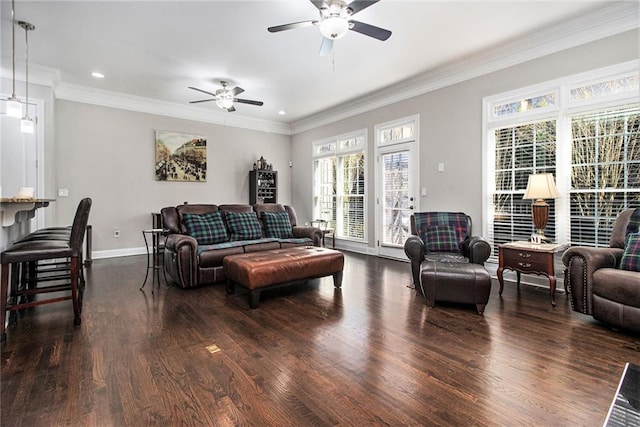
[
  {"left": 420, "top": 261, "right": 491, "bottom": 314},
  {"left": 223, "top": 247, "right": 344, "bottom": 308}
]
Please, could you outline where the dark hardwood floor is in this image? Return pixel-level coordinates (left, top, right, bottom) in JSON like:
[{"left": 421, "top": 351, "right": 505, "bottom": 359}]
[{"left": 2, "top": 252, "right": 639, "bottom": 426}]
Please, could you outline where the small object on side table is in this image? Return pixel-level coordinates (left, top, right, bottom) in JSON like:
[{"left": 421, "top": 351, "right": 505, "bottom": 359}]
[{"left": 497, "top": 241, "right": 568, "bottom": 306}]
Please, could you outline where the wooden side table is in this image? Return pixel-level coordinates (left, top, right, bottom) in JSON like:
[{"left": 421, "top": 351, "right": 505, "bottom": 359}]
[{"left": 497, "top": 241, "right": 568, "bottom": 306}]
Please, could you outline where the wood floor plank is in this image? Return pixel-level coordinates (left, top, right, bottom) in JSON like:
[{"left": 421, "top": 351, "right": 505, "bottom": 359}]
[{"left": 2, "top": 251, "right": 640, "bottom": 426}]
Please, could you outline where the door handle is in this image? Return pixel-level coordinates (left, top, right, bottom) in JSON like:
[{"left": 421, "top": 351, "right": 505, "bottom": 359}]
[
  {"left": 410, "top": 197, "right": 414, "bottom": 201},
  {"left": 409, "top": 205, "right": 414, "bottom": 210}
]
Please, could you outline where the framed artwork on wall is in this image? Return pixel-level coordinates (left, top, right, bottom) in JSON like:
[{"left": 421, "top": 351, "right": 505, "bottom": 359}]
[{"left": 155, "top": 130, "right": 207, "bottom": 182}]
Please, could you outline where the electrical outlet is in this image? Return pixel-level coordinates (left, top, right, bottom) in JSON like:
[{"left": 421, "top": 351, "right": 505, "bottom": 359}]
[
  {"left": 113, "top": 229, "right": 120, "bottom": 238},
  {"left": 58, "top": 188, "right": 69, "bottom": 197}
]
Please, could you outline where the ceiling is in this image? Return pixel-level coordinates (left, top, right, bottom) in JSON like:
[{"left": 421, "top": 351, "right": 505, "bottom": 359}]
[{"left": 0, "top": 1, "right": 629, "bottom": 127}]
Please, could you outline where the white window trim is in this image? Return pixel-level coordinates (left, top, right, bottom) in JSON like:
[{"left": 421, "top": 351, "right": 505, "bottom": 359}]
[{"left": 482, "top": 60, "right": 640, "bottom": 257}]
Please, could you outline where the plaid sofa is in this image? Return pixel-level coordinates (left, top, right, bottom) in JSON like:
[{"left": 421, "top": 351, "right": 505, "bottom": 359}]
[{"left": 161, "top": 203, "right": 323, "bottom": 288}]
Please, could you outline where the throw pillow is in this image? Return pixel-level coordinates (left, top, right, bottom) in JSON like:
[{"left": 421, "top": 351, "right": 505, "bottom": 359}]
[
  {"left": 414, "top": 212, "right": 468, "bottom": 247},
  {"left": 182, "top": 212, "right": 228, "bottom": 245},
  {"left": 424, "top": 225, "right": 460, "bottom": 253},
  {"left": 626, "top": 208, "right": 640, "bottom": 236},
  {"left": 262, "top": 211, "right": 293, "bottom": 239},
  {"left": 619, "top": 232, "right": 640, "bottom": 272},
  {"left": 225, "top": 211, "right": 263, "bottom": 241}
]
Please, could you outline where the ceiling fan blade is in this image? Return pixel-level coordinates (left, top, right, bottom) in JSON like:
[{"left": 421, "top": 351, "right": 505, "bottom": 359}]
[
  {"left": 234, "top": 98, "right": 264, "bottom": 106},
  {"left": 349, "top": 20, "right": 391, "bottom": 41},
  {"left": 347, "top": 0, "right": 380, "bottom": 15},
  {"left": 268, "top": 20, "right": 317, "bottom": 33},
  {"left": 227, "top": 106, "right": 236, "bottom": 112},
  {"left": 319, "top": 37, "right": 333, "bottom": 56},
  {"left": 189, "top": 99, "right": 216, "bottom": 104},
  {"left": 188, "top": 86, "right": 217, "bottom": 97},
  {"left": 309, "top": 0, "right": 325, "bottom": 10},
  {"left": 230, "top": 86, "right": 245, "bottom": 96}
]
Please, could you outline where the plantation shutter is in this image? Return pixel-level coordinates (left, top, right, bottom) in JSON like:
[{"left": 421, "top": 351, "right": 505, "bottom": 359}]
[
  {"left": 339, "top": 152, "right": 365, "bottom": 239},
  {"left": 569, "top": 105, "right": 640, "bottom": 247},
  {"left": 488, "top": 120, "right": 557, "bottom": 262},
  {"left": 314, "top": 157, "right": 336, "bottom": 227}
]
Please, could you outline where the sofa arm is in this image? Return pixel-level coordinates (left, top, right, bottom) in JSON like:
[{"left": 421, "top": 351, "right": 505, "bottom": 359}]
[
  {"left": 562, "top": 246, "right": 623, "bottom": 314},
  {"left": 462, "top": 236, "right": 491, "bottom": 265},
  {"left": 164, "top": 233, "right": 198, "bottom": 288},
  {"left": 292, "top": 226, "right": 323, "bottom": 247},
  {"left": 404, "top": 235, "right": 425, "bottom": 286}
]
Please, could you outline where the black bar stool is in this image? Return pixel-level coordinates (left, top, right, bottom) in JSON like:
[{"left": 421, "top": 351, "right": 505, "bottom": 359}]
[{"left": 1, "top": 197, "right": 92, "bottom": 344}]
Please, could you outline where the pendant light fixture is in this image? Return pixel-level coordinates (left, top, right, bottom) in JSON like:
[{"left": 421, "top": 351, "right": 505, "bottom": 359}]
[
  {"left": 18, "top": 20, "right": 35, "bottom": 134},
  {"left": 5, "top": 0, "right": 22, "bottom": 118}
]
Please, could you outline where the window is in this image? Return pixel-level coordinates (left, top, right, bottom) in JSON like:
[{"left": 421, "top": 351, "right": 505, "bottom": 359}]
[
  {"left": 569, "top": 106, "right": 640, "bottom": 246},
  {"left": 484, "top": 62, "right": 640, "bottom": 261},
  {"left": 313, "top": 130, "right": 366, "bottom": 241},
  {"left": 491, "top": 120, "right": 557, "bottom": 255}
]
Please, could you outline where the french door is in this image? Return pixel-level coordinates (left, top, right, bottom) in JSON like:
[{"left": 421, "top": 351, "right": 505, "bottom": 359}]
[{"left": 376, "top": 140, "right": 419, "bottom": 259}]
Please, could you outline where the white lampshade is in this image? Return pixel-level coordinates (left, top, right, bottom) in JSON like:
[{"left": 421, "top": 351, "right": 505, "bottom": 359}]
[
  {"left": 20, "top": 116, "right": 34, "bottom": 134},
  {"left": 523, "top": 173, "right": 559, "bottom": 200},
  {"left": 6, "top": 97, "right": 22, "bottom": 118},
  {"left": 319, "top": 17, "right": 349, "bottom": 40}
]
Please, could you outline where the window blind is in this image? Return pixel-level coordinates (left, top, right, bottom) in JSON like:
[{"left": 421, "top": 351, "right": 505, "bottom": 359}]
[
  {"left": 489, "top": 120, "right": 557, "bottom": 262},
  {"left": 569, "top": 105, "right": 640, "bottom": 247}
]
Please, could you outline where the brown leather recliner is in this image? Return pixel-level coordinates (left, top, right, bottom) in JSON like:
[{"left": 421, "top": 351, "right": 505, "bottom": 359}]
[
  {"left": 404, "top": 213, "right": 491, "bottom": 286},
  {"left": 563, "top": 209, "right": 640, "bottom": 332}
]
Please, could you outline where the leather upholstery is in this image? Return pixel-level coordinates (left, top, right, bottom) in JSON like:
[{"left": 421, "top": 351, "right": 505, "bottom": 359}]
[
  {"left": 563, "top": 209, "right": 640, "bottom": 332},
  {"left": 420, "top": 261, "right": 491, "bottom": 314},
  {"left": 224, "top": 247, "right": 344, "bottom": 308},
  {"left": 224, "top": 247, "right": 344, "bottom": 290},
  {"left": 161, "top": 203, "right": 323, "bottom": 289},
  {"left": 404, "top": 213, "right": 491, "bottom": 286}
]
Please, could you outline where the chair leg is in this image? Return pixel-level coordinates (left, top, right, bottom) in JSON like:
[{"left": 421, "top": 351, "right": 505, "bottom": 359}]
[
  {"left": 1, "top": 262, "right": 9, "bottom": 344},
  {"left": 70, "top": 256, "right": 81, "bottom": 326}
]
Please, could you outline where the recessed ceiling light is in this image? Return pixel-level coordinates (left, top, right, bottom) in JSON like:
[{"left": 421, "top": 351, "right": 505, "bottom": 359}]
[
  {"left": 278, "top": 110, "right": 286, "bottom": 115},
  {"left": 91, "top": 72, "right": 105, "bottom": 79}
]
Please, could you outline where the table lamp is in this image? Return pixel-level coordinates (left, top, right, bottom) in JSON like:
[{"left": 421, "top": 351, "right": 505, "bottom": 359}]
[{"left": 523, "top": 173, "right": 559, "bottom": 242}]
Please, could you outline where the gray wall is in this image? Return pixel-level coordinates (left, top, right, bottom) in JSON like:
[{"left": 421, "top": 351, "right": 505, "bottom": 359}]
[
  {"left": 55, "top": 100, "right": 291, "bottom": 255},
  {"left": 290, "top": 30, "right": 639, "bottom": 250}
]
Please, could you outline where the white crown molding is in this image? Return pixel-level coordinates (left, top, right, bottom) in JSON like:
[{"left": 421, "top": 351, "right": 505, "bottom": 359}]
[
  {"left": 0, "top": 63, "right": 61, "bottom": 88},
  {"left": 54, "top": 83, "right": 292, "bottom": 135},
  {"left": 290, "top": 1, "right": 640, "bottom": 134}
]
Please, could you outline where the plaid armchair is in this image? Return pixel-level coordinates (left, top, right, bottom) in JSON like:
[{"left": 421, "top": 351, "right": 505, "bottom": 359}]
[{"left": 404, "top": 212, "right": 491, "bottom": 286}]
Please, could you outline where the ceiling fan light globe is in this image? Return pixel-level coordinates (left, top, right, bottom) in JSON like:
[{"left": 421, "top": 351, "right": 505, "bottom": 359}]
[
  {"left": 215, "top": 95, "right": 234, "bottom": 110},
  {"left": 320, "top": 17, "right": 349, "bottom": 39}
]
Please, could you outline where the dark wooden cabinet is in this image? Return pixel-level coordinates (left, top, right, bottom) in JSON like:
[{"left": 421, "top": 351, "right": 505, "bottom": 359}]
[{"left": 249, "top": 170, "right": 277, "bottom": 204}]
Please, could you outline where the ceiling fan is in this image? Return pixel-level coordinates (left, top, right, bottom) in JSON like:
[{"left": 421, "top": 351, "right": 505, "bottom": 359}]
[
  {"left": 268, "top": 0, "right": 391, "bottom": 56},
  {"left": 188, "top": 81, "right": 264, "bottom": 112}
]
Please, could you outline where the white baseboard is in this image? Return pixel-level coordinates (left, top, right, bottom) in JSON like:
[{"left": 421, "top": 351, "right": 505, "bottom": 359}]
[{"left": 91, "top": 246, "right": 146, "bottom": 260}]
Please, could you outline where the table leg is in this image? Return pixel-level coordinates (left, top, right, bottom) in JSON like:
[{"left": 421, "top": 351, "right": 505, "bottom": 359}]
[
  {"left": 497, "top": 266, "right": 504, "bottom": 295},
  {"left": 549, "top": 275, "right": 557, "bottom": 307},
  {"left": 140, "top": 231, "right": 150, "bottom": 290}
]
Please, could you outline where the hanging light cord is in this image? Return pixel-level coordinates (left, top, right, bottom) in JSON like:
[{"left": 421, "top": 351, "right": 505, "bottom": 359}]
[
  {"left": 11, "top": 0, "right": 16, "bottom": 98},
  {"left": 18, "top": 21, "right": 35, "bottom": 119},
  {"left": 24, "top": 21, "right": 29, "bottom": 116}
]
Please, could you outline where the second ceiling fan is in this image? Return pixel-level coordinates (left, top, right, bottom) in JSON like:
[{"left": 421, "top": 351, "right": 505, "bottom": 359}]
[
  {"left": 188, "top": 81, "right": 263, "bottom": 112},
  {"left": 268, "top": 0, "right": 391, "bottom": 56}
]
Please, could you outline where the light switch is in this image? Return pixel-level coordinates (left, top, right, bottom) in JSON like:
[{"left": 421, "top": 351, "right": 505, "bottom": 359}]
[
  {"left": 421, "top": 187, "right": 427, "bottom": 196},
  {"left": 58, "top": 188, "right": 69, "bottom": 197},
  {"left": 438, "top": 163, "right": 445, "bottom": 172}
]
